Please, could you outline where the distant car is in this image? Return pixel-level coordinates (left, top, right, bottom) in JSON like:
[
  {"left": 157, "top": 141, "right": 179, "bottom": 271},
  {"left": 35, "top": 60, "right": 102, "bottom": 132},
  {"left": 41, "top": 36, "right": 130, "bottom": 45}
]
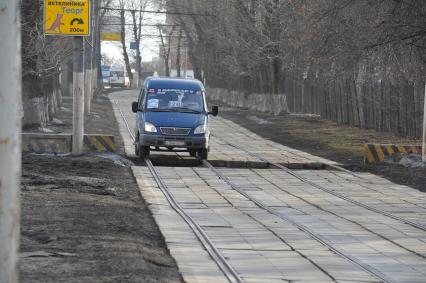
[
  {"left": 124, "top": 75, "right": 130, "bottom": 88},
  {"left": 110, "top": 69, "right": 130, "bottom": 88},
  {"left": 101, "top": 65, "right": 111, "bottom": 87},
  {"left": 132, "top": 77, "right": 219, "bottom": 159}
]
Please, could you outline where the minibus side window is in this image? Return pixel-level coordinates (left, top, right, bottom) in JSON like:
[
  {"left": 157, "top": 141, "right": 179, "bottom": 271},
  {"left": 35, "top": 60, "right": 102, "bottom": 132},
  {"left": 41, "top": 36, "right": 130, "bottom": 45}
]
[{"left": 138, "top": 89, "right": 146, "bottom": 110}]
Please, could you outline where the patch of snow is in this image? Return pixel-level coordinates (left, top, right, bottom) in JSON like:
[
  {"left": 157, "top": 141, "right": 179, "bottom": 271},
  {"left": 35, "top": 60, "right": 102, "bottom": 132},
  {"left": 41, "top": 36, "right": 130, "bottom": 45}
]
[
  {"left": 38, "top": 127, "right": 55, "bottom": 133},
  {"left": 29, "top": 153, "right": 71, "bottom": 157},
  {"left": 290, "top": 113, "right": 321, "bottom": 118},
  {"left": 51, "top": 118, "right": 64, "bottom": 125},
  {"left": 247, "top": 115, "right": 272, "bottom": 125},
  {"left": 399, "top": 154, "right": 425, "bottom": 168},
  {"left": 92, "top": 152, "right": 135, "bottom": 167},
  {"left": 88, "top": 112, "right": 101, "bottom": 119}
]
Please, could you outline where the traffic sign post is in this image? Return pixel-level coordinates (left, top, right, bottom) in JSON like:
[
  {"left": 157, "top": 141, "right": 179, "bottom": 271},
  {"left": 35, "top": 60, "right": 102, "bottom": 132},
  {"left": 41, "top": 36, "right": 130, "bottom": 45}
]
[
  {"left": 130, "top": 42, "right": 139, "bottom": 50},
  {"left": 44, "top": 0, "right": 91, "bottom": 155}
]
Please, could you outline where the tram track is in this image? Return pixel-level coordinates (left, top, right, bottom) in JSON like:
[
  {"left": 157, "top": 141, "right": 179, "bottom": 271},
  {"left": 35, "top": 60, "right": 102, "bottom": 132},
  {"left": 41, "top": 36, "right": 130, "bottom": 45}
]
[
  {"left": 114, "top": 99, "right": 244, "bottom": 283},
  {"left": 245, "top": 167, "right": 426, "bottom": 259},
  {"left": 145, "top": 159, "right": 244, "bottom": 283},
  {"left": 201, "top": 160, "right": 396, "bottom": 283},
  {"left": 213, "top": 136, "right": 426, "bottom": 233},
  {"left": 114, "top": 98, "right": 422, "bottom": 283},
  {"left": 144, "top": 157, "right": 406, "bottom": 283}
]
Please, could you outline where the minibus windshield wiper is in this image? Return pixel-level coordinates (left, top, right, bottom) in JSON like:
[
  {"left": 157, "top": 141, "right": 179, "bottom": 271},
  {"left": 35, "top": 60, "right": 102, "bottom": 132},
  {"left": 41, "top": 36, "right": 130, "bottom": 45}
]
[
  {"left": 150, "top": 108, "right": 173, "bottom": 112},
  {"left": 170, "top": 107, "right": 202, "bottom": 114}
]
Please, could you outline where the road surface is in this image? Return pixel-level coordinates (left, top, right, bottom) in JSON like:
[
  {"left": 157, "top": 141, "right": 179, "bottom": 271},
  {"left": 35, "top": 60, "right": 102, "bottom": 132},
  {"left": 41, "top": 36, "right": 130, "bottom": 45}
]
[{"left": 111, "top": 89, "right": 426, "bottom": 283}]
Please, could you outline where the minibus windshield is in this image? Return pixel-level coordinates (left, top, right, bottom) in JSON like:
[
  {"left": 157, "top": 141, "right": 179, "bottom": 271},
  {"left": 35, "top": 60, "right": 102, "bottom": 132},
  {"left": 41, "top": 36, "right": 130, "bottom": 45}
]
[{"left": 146, "top": 88, "right": 205, "bottom": 113}]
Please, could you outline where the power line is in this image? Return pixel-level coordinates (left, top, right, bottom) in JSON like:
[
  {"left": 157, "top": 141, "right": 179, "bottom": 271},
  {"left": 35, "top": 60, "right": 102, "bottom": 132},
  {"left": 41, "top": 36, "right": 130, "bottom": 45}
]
[
  {"left": 101, "top": 34, "right": 186, "bottom": 38},
  {"left": 101, "top": 23, "right": 180, "bottom": 27},
  {"left": 99, "top": 7, "right": 213, "bottom": 17},
  {"left": 140, "top": 34, "right": 186, "bottom": 38}
]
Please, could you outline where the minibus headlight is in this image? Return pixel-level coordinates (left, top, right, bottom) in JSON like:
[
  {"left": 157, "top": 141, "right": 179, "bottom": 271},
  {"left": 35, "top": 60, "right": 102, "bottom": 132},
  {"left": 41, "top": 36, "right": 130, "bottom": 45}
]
[
  {"left": 144, "top": 122, "right": 157, "bottom": 133},
  {"left": 194, "top": 124, "right": 207, "bottom": 134}
]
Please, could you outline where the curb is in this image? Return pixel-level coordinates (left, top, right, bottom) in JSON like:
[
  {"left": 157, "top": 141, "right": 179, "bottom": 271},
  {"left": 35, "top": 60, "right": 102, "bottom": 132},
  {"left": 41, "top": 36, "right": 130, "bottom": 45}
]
[
  {"left": 22, "top": 133, "right": 116, "bottom": 154},
  {"left": 22, "top": 134, "right": 72, "bottom": 154},
  {"left": 83, "top": 135, "right": 117, "bottom": 152},
  {"left": 364, "top": 144, "right": 422, "bottom": 164}
]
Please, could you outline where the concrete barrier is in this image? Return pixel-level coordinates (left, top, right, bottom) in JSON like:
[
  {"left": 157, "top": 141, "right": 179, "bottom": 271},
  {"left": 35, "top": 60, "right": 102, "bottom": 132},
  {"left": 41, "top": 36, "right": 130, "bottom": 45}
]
[
  {"left": 22, "top": 133, "right": 71, "bottom": 154},
  {"left": 83, "top": 135, "right": 117, "bottom": 152},
  {"left": 22, "top": 133, "right": 116, "bottom": 154},
  {"left": 206, "top": 87, "right": 289, "bottom": 115},
  {"left": 364, "top": 143, "right": 422, "bottom": 164}
]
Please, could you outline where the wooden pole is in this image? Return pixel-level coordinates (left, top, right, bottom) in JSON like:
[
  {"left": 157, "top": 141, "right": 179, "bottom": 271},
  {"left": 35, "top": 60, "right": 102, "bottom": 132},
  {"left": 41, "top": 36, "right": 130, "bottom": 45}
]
[{"left": 0, "top": 1, "right": 21, "bottom": 282}]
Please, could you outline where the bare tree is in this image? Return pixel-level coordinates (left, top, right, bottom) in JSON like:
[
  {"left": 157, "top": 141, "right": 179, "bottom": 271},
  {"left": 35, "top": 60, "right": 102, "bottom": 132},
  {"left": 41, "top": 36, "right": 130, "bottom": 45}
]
[
  {"left": 178, "top": 29, "right": 185, "bottom": 77},
  {"left": 158, "top": 25, "right": 176, "bottom": 76},
  {"left": 118, "top": 0, "right": 134, "bottom": 83},
  {"left": 130, "top": 0, "right": 150, "bottom": 86},
  {"left": 160, "top": 0, "right": 426, "bottom": 137},
  {"left": 21, "top": 0, "right": 72, "bottom": 127}
]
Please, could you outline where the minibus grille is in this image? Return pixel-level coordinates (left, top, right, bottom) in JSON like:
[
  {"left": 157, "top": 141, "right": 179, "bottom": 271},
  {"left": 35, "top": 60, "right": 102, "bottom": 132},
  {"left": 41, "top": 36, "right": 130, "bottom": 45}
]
[{"left": 160, "top": 127, "right": 191, "bottom": 136}]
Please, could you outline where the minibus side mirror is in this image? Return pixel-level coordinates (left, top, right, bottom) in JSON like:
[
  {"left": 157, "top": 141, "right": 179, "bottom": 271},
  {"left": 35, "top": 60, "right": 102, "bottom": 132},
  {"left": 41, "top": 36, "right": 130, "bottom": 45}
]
[
  {"left": 209, "top": 106, "right": 219, "bottom": 117},
  {"left": 132, "top": 102, "right": 139, "bottom": 113}
]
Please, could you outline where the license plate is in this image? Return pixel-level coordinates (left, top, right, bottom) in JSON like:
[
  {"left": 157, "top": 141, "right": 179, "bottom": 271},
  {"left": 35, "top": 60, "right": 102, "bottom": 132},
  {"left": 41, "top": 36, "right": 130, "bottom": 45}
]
[{"left": 165, "top": 140, "right": 185, "bottom": 146}]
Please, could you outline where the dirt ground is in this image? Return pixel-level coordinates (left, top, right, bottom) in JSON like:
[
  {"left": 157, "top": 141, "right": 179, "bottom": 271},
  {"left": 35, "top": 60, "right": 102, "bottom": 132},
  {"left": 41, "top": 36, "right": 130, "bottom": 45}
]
[
  {"left": 19, "top": 90, "right": 183, "bottom": 283},
  {"left": 27, "top": 94, "right": 125, "bottom": 153},
  {"left": 217, "top": 107, "right": 426, "bottom": 192}
]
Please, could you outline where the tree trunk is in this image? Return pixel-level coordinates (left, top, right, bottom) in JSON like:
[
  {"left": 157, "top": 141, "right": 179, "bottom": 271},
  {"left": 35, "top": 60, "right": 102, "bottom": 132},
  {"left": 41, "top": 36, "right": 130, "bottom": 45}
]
[
  {"left": 177, "top": 30, "right": 182, "bottom": 77},
  {"left": 120, "top": 10, "right": 133, "bottom": 82}
]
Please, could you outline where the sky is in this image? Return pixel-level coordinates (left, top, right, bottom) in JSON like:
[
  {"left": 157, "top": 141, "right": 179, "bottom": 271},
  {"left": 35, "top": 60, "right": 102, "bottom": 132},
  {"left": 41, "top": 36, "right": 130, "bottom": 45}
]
[{"left": 101, "top": 4, "right": 166, "bottom": 67}]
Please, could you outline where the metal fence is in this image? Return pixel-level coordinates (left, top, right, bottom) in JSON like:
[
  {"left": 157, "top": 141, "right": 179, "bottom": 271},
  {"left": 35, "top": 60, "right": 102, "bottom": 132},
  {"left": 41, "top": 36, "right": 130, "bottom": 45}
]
[{"left": 282, "top": 75, "right": 425, "bottom": 139}]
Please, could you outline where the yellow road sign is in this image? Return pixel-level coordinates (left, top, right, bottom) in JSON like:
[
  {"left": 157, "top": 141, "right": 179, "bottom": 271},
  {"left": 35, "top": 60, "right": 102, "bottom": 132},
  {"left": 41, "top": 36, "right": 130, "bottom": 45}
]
[
  {"left": 101, "top": 16, "right": 122, "bottom": 41},
  {"left": 101, "top": 32, "right": 122, "bottom": 41},
  {"left": 44, "top": 0, "right": 90, "bottom": 36}
]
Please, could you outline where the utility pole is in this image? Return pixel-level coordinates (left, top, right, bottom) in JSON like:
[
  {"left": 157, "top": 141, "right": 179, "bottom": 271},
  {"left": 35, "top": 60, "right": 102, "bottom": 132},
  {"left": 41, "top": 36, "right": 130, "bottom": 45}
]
[
  {"left": 92, "top": 0, "right": 100, "bottom": 95},
  {"left": 73, "top": 37, "right": 85, "bottom": 155},
  {"left": 84, "top": 38, "right": 92, "bottom": 114},
  {"left": 423, "top": 84, "right": 426, "bottom": 162},
  {"left": 0, "top": 0, "right": 21, "bottom": 282},
  {"left": 84, "top": 0, "right": 100, "bottom": 115},
  {"left": 96, "top": 0, "right": 104, "bottom": 88}
]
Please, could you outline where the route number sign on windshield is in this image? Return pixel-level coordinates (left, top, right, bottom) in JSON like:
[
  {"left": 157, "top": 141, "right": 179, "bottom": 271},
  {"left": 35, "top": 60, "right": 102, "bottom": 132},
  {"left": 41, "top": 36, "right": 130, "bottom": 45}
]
[{"left": 44, "top": 0, "right": 90, "bottom": 36}]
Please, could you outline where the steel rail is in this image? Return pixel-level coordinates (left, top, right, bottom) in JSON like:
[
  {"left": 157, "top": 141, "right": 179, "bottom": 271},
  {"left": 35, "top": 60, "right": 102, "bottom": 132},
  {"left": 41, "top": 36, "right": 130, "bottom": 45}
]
[
  {"left": 146, "top": 160, "right": 244, "bottom": 283},
  {"left": 113, "top": 99, "right": 136, "bottom": 141},
  {"left": 202, "top": 160, "right": 396, "bottom": 283},
  {"left": 113, "top": 98, "right": 244, "bottom": 283},
  {"left": 220, "top": 139, "right": 426, "bottom": 232},
  {"left": 211, "top": 132, "right": 368, "bottom": 181}
]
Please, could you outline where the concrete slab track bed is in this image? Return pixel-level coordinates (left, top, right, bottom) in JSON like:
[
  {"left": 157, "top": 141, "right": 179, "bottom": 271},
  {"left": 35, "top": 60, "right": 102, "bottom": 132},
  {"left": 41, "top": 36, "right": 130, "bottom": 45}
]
[{"left": 111, "top": 89, "right": 426, "bottom": 283}]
